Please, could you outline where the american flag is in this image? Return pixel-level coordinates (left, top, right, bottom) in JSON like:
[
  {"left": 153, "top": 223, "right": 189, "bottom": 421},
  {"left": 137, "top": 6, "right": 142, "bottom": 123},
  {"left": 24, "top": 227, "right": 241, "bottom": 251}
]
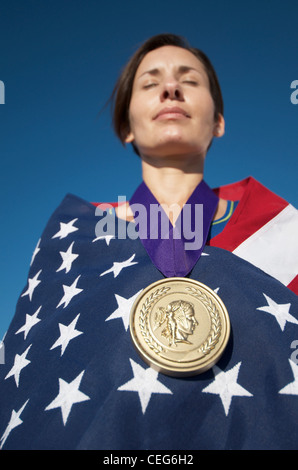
[{"left": 0, "top": 178, "right": 298, "bottom": 450}]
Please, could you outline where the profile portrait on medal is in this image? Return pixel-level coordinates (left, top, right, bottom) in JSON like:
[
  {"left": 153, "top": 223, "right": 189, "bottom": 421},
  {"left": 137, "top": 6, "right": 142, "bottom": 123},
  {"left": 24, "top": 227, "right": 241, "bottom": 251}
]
[{"left": 154, "top": 300, "right": 198, "bottom": 346}]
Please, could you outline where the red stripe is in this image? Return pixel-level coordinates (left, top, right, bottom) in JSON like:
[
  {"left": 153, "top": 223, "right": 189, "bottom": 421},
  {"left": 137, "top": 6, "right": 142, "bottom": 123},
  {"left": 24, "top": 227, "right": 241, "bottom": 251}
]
[
  {"left": 288, "top": 275, "right": 298, "bottom": 296},
  {"left": 91, "top": 202, "right": 118, "bottom": 208},
  {"left": 209, "top": 177, "right": 289, "bottom": 252}
]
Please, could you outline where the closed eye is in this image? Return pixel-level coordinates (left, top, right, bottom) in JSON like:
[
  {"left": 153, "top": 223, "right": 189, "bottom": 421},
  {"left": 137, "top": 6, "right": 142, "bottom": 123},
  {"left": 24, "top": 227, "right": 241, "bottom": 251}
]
[
  {"left": 182, "top": 80, "right": 198, "bottom": 86},
  {"left": 143, "top": 83, "right": 158, "bottom": 89}
]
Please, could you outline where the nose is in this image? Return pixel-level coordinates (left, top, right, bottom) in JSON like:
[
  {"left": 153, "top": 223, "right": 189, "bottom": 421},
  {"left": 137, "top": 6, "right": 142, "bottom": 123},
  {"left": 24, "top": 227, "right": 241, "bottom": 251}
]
[{"left": 161, "top": 79, "right": 183, "bottom": 101}]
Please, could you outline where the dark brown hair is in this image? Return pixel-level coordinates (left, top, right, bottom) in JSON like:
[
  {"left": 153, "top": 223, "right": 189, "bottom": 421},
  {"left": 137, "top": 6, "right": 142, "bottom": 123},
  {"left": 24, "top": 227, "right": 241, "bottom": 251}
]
[{"left": 111, "top": 33, "right": 224, "bottom": 152}]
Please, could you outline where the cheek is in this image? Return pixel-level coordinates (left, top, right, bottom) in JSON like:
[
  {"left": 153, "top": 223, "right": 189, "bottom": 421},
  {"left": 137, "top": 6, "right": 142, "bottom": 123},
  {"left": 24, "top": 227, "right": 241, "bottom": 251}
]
[
  {"left": 199, "top": 99, "right": 216, "bottom": 125},
  {"left": 128, "top": 101, "right": 146, "bottom": 136},
  {"left": 191, "top": 89, "right": 215, "bottom": 122}
]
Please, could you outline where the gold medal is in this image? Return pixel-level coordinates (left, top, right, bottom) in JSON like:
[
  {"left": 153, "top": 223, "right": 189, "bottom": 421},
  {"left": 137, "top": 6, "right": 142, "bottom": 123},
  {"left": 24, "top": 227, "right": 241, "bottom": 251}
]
[{"left": 130, "top": 277, "right": 230, "bottom": 377}]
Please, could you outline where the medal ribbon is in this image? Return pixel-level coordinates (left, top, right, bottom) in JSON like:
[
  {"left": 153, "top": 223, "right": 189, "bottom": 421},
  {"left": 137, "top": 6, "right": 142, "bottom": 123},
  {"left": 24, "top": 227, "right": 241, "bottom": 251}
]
[{"left": 129, "top": 180, "right": 219, "bottom": 277}]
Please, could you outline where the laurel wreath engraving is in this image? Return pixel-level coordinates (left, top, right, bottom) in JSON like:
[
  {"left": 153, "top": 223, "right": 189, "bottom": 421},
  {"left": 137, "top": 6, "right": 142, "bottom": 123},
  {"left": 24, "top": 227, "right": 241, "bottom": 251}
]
[
  {"left": 139, "top": 287, "right": 170, "bottom": 355},
  {"left": 185, "top": 286, "right": 221, "bottom": 356}
]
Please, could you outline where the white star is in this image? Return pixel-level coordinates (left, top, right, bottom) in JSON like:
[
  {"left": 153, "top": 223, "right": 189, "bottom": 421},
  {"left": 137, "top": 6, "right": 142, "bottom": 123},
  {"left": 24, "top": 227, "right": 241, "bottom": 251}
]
[
  {"left": 50, "top": 314, "right": 83, "bottom": 355},
  {"left": 56, "top": 275, "right": 83, "bottom": 309},
  {"left": 5, "top": 345, "right": 32, "bottom": 387},
  {"left": 100, "top": 254, "right": 138, "bottom": 278},
  {"left": 279, "top": 360, "right": 298, "bottom": 396},
  {"left": 92, "top": 235, "right": 115, "bottom": 245},
  {"left": 0, "top": 400, "right": 29, "bottom": 449},
  {"left": 106, "top": 290, "right": 142, "bottom": 331},
  {"left": 52, "top": 218, "right": 79, "bottom": 240},
  {"left": 15, "top": 306, "right": 42, "bottom": 339},
  {"left": 30, "top": 238, "right": 41, "bottom": 266},
  {"left": 45, "top": 370, "right": 90, "bottom": 425},
  {"left": 118, "top": 359, "right": 172, "bottom": 414},
  {"left": 21, "top": 269, "right": 42, "bottom": 301},
  {"left": 0, "top": 333, "right": 5, "bottom": 365},
  {"left": 56, "top": 241, "right": 79, "bottom": 273},
  {"left": 202, "top": 362, "right": 253, "bottom": 416},
  {"left": 257, "top": 293, "right": 298, "bottom": 331}
]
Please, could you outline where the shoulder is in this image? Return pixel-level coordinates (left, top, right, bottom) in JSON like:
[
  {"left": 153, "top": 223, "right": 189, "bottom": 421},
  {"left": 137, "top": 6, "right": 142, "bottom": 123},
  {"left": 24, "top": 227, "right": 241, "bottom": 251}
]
[{"left": 211, "top": 177, "right": 298, "bottom": 295}]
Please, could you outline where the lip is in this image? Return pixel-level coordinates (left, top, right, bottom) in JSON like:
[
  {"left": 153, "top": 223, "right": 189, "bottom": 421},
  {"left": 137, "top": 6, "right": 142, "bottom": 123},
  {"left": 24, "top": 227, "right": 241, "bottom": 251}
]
[{"left": 153, "top": 106, "right": 190, "bottom": 120}]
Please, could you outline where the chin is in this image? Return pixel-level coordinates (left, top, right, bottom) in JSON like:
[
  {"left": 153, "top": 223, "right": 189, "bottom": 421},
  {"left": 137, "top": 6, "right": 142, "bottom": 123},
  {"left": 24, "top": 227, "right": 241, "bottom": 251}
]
[{"left": 147, "top": 139, "right": 203, "bottom": 158}]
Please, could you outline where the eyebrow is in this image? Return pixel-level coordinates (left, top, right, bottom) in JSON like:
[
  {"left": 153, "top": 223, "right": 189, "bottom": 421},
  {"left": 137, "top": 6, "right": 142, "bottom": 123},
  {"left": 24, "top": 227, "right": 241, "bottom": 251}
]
[{"left": 138, "top": 65, "right": 203, "bottom": 79}]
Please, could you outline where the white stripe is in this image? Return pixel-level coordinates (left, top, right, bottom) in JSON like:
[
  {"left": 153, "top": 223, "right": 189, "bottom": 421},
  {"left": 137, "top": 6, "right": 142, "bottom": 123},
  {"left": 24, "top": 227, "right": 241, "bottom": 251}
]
[{"left": 233, "top": 204, "right": 298, "bottom": 286}]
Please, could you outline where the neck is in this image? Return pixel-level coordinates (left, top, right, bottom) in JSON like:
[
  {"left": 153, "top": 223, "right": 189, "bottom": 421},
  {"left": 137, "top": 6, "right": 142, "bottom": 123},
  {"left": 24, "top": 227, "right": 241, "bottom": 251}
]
[
  {"left": 141, "top": 156, "right": 204, "bottom": 208},
  {"left": 140, "top": 156, "right": 203, "bottom": 224}
]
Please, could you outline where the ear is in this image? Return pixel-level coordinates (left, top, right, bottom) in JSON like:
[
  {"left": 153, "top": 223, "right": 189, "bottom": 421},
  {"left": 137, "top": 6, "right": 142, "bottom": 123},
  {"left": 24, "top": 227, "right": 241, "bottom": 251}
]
[
  {"left": 213, "top": 113, "right": 225, "bottom": 137},
  {"left": 124, "top": 130, "right": 135, "bottom": 143}
]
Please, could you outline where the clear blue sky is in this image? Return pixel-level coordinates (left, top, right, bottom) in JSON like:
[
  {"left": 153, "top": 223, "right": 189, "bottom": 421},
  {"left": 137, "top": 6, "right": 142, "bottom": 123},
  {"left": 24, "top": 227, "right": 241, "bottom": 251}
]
[{"left": 0, "top": 0, "right": 297, "bottom": 338}]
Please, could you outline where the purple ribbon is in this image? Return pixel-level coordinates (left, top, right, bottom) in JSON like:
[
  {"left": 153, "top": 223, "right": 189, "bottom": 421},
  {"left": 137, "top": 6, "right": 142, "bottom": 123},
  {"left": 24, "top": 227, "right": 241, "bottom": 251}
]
[{"left": 129, "top": 180, "right": 219, "bottom": 277}]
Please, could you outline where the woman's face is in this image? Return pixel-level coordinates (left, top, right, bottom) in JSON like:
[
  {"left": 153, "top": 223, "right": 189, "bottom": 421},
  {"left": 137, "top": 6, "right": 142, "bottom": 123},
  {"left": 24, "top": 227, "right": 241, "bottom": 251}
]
[{"left": 125, "top": 46, "right": 224, "bottom": 160}]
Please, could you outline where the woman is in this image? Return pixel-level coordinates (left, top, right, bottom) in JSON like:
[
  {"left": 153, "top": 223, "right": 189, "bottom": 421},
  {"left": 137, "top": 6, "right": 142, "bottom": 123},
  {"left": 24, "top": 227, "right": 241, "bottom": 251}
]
[{"left": 0, "top": 33, "right": 298, "bottom": 450}]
